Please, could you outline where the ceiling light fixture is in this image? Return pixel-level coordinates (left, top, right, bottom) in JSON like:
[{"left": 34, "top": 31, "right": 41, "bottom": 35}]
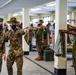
[
  {"left": 0, "top": 0, "right": 12, "bottom": 8},
  {"left": 46, "top": 1, "right": 56, "bottom": 7},
  {"left": 30, "top": 8, "right": 41, "bottom": 11},
  {"left": 13, "top": 13, "right": 19, "bottom": 17},
  {"left": 68, "top": 0, "right": 76, "bottom": 3},
  {"left": 13, "top": 11, "right": 23, "bottom": 16},
  {"left": 19, "top": 11, "right": 23, "bottom": 14}
]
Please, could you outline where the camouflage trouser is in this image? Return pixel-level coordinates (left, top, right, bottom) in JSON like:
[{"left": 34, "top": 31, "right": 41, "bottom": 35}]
[
  {"left": 7, "top": 50, "right": 23, "bottom": 75},
  {"left": 0, "top": 53, "right": 2, "bottom": 72},
  {"left": 36, "top": 43, "right": 43, "bottom": 57},
  {"left": 44, "top": 38, "right": 47, "bottom": 45},
  {"left": 72, "top": 45, "right": 76, "bottom": 68},
  {"left": 72, "top": 36, "right": 76, "bottom": 68}
]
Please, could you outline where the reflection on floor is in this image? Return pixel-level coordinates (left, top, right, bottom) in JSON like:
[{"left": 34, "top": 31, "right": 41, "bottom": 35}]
[
  {"left": 25, "top": 52, "right": 74, "bottom": 75},
  {"left": 1, "top": 57, "right": 52, "bottom": 75},
  {"left": 1, "top": 43, "right": 51, "bottom": 75},
  {"left": 1, "top": 43, "right": 74, "bottom": 75}
]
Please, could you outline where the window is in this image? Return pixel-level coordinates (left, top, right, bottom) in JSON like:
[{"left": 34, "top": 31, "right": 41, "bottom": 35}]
[
  {"left": 32, "top": 18, "right": 38, "bottom": 26},
  {"left": 67, "top": 15, "right": 70, "bottom": 24},
  {"left": 43, "top": 16, "right": 50, "bottom": 26}
]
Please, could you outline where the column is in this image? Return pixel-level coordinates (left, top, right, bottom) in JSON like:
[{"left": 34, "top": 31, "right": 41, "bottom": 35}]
[
  {"left": 72, "top": 12, "right": 76, "bottom": 26},
  {"left": 54, "top": 0, "right": 67, "bottom": 75},
  {"left": 8, "top": 13, "right": 13, "bottom": 29},
  {"left": 69, "top": 13, "right": 72, "bottom": 25},
  {"left": 50, "top": 12, "right": 55, "bottom": 48},
  {"left": 8, "top": 13, "right": 13, "bottom": 20},
  {"left": 8, "top": 13, "right": 13, "bottom": 45},
  {"left": 22, "top": 8, "right": 29, "bottom": 55}
]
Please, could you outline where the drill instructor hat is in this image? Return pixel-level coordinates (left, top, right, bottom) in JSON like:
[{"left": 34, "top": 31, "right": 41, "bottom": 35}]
[{"left": 7, "top": 17, "right": 19, "bottom": 24}]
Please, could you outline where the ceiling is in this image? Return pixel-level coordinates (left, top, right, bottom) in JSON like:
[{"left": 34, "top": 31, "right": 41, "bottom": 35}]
[
  {"left": 0, "top": 0, "right": 53, "bottom": 16},
  {"left": 0, "top": 0, "right": 76, "bottom": 16}
]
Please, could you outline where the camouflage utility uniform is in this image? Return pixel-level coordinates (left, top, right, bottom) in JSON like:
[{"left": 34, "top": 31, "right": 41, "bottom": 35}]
[
  {"left": 43, "top": 29, "right": 47, "bottom": 45},
  {"left": 24, "top": 28, "right": 34, "bottom": 45},
  {"left": 0, "top": 30, "right": 5, "bottom": 72},
  {"left": 72, "top": 35, "right": 76, "bottom": 68},
  {"left": 6, "top": 29, "right": 24, "bottom": 75},
  {"left": 36, "top": 25, "right": 44, "bottom": 60}
]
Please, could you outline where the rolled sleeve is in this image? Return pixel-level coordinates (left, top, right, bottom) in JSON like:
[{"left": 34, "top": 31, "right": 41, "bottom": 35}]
[{"left": 18, "top": 29, "right": 25, "bottom": 35}]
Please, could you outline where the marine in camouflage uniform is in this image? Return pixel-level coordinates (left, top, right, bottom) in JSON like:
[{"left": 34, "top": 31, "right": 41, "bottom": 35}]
[
  {"left": 36, "top": 26, "right": 44, "bottom": 60},
  {"left": 66, "top": 25, "right": 76, "bottom": 68},
  {"left": 24, "top": 24, "right": 34, "bottom": 45},
  {"left": 72, "top": 34, "right": 76, "bottom": 68},
  {"left": 35, "top": 20, "right": 47, "bottom": 61},
  {"left": 43, "top": 29, "right": 47, "bottom": 45},
  {"left": 6, "top": 17, "right": 26, "bottom": 75},
  {"left": 0, "top": 18, "right": 6, "bottom": 73},
  {"left": 24, "top": 20, "right": 47, "bottom": 61},
  {"left": 24, "top": 28, "right": 33, "bottom": 45},
  {"left": 59, "top": 25, "right": 76, "bottom": 69}
]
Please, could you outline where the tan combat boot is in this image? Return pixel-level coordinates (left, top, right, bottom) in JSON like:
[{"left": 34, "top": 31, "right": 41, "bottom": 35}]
[{"left": 35, "top": 55, "right": 42, "bottom": 61}]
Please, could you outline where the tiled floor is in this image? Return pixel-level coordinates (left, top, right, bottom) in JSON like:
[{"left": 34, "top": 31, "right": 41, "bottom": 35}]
[
  {"left": 25, "top": 52, "right": 74, "bottom": 75},
  {"left": 1, "top": 56, "right": 52, "bottom": 75},
  {"left": 0, "top": 44, "right": 52, "bottom": 75}
]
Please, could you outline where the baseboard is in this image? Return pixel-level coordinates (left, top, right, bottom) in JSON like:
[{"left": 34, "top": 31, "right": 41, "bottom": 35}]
[
  {"left": 24, "top": 51, "right": 29, "bottom": 55},
  {"left": 54, "top": 68, "right": 66, "bottom": 75}
]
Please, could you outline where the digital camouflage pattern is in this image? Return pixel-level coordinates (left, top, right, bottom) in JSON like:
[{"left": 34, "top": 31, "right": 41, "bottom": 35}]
[
  {"left": 0, "top": 30, "right": 5, "bottom": 72},
  {"left": 72, "top": 35, "right": 76, "bottom": 68},
  {"left": 54, "top": 31, "right": 66, "bottom": 57},
  {"left": 7, "top": 50, "right": 23, "bottom": 75},
  {"left": 43, "top": 29, "right": 47, "bottom": 45},
  {"left": 59, "top": 31, "right": 66, "bottom": 57},
  {"left": 24, "top": 29, "right": 33, "bottom": 45},
  {"left": 6, "top": 29, "right": 25, "bottom": 75},
  {"left": 36, "top": 25, "right": 44, "bottom": 56},
  {"left": 0, "top": 53, "right": 2, "bottom": 72}
]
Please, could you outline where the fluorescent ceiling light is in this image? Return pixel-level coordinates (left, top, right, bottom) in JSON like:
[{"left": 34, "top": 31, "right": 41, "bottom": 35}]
[
  {"left": 0, "top": 0, "right": 12, "bottom": 8},
  {"left": 13, "top": 13, "right": 19, "bottom": 17},
  {"left": 30, "top": 8, "right": 41, "bottom": 11},
  {"left": 68, "top": 0, "right": 76, "bottom": 2},
  {"left": 13, "top": 12, "right": 22, "bottom": 16},
  {"left": 46, "top": 1, "right": 56, "bottom": 7},
  {"left": 20, "top": 11, "right": 23, "bottom": 14}
]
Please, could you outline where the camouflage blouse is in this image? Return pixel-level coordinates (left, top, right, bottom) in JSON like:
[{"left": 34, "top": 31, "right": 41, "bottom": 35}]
[
  {"left": 0, "top": 30, "right": 5, "bottom": 53},
  {"left": 36, "top": 25, "right": 44, "bottom": 44},
  {"left": 5, "top": 29, "right": 25, "bottom": 50}
]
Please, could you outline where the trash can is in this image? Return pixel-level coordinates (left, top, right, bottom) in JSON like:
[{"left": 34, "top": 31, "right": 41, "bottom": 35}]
[{"left": 43, "top": 50, "right": 54, "bottom": 61}]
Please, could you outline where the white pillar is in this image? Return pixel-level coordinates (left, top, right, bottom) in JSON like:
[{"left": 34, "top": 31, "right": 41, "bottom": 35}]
[
  {"left": 8, "top": 13, "right": 13, "bottom": 29},
  {"left": 69, "top": 13, "right": 72, "bottom": 25},
  {"left": 72, "top": 12, "right": 76, "bottom": 26},
  {"left": 8, "top": 13, "right": 13, "bottom": 20},
  {"left": 22, "top": 8, "right": 29, "bottom": 55},
  {"left": 54, "top": 0, "right": 67, "bottom": 75},
  {"left": 8, "top": 13, "right": 13, "bottom": 46}
]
